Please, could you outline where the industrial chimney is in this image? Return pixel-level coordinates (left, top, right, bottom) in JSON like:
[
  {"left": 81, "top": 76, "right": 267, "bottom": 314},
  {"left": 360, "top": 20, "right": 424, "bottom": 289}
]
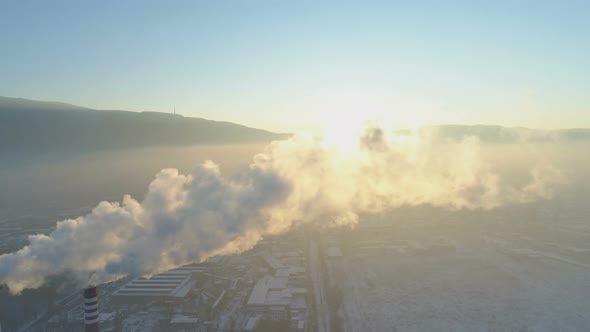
[{"left": 83, "top": 286, "right": 100, "bottom": 331}]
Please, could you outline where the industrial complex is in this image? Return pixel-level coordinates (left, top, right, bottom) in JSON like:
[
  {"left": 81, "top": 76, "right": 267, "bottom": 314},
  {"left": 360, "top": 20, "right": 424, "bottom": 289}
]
[
  {"left": 36, "top": 231, "right": 313, "bottom": 332},
  {"left": 111, "top": 266, "right": 205, "bottom": 303}
]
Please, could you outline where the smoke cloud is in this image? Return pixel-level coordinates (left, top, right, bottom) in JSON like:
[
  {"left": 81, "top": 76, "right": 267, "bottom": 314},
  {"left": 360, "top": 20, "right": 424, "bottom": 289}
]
[{"left": 0, "top": 125, "right": 563, "bottom": 294}]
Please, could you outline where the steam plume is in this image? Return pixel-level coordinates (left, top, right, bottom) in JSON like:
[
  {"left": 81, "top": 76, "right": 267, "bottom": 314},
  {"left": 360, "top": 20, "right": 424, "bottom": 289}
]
[{"left": 0, "top": 125, "right": 562, "bottom": 294}]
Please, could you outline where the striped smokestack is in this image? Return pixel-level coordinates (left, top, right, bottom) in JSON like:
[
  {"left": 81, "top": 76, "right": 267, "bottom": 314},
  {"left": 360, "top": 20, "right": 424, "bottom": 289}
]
[{"left": 83, "top": 286, "right": 99, "bottom": 331}]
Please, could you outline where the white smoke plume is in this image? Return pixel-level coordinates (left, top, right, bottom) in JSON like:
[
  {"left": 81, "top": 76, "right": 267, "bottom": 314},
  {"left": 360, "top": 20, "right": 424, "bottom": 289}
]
[{"left": 0, "top": 125, "right": 563, "bottom": 294}]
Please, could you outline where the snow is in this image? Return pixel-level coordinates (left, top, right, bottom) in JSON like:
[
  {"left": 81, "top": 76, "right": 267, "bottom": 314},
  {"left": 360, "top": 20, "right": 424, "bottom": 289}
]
[
  {"left": 330, "top": 248, "right": 590, "bottom": 331},
  {"left": 243, "top": 316, "right": 260, "bottom": 331}
]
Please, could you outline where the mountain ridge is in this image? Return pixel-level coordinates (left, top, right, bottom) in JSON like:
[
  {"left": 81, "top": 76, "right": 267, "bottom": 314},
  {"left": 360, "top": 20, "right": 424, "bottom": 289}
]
[
  {"left": 0, "top": 96, "right": 291, "bottom": 155},
  {"left": 395, "top": 124, "right": 590, "bottom": 143},
  {"left": 1, "top": 96, "right": 589, "bottom": 157}
]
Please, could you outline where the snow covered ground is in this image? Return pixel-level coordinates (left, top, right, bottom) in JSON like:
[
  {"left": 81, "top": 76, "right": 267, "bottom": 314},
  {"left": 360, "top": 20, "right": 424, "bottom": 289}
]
[{"left": 329, "top": 247, "right": 590, "bottom": 332}]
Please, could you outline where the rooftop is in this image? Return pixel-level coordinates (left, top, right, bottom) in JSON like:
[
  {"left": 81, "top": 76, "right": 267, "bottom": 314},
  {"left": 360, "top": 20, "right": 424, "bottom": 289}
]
[
  {"left": 247, "top": 276, "right": 307, "bottom": 308},
  {"left": 112, "top": 266, "right": 202, "bottom": 300},
  {"left": 170, "top": 315, "right": 199, "bottom": 324}
]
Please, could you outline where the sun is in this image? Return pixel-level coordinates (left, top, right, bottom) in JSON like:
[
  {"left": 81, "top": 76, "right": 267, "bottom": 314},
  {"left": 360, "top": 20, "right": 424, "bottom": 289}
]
[{"left": 321, "top": 114, "right": 364, "bottom": 152}]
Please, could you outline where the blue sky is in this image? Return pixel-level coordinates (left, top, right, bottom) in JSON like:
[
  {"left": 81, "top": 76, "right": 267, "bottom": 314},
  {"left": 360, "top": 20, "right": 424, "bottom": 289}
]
[{"left": 1, "top": 1, "right": 588, "bottom": 133}]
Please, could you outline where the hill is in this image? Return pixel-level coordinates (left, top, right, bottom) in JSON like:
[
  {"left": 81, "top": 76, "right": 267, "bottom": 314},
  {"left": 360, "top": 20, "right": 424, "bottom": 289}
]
[
  {"left": 395, "top": 124, "right": 590, "bottom": 143},
  {"left": 2, "top": 96, "right": 588, "bottom": 156},
  {"left": 0, "top": 96, "right": 290, "bottom": 155}
]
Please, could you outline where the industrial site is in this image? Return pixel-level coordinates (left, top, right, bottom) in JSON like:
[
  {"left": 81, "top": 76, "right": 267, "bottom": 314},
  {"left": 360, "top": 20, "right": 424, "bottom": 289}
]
[
  {"left": 2, "top": 194, "right": 589, "bottom": 332},
  {"left": 6, "top": 230, "right": 311, "bottom": 332}
]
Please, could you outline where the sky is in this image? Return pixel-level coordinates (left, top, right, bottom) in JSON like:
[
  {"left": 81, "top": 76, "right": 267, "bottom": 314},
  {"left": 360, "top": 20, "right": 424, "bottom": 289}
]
[{"left": 1, "top": 0, "right": 589, "bottom": 133}]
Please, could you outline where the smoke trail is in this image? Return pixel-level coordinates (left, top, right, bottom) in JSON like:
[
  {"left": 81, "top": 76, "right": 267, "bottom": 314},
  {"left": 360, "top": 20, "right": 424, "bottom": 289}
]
[{"left": 0, "top": 125, "right": 562, "bottom": 294}]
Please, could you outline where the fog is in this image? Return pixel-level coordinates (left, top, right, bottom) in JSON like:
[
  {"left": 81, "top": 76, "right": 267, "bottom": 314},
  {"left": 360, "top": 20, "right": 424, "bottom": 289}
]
[
  {"left": 1, "top": 139, "right": 589, "bottom": 261},
  {"left": 0, "top": 144, "right": 265, "bottom": 221},
  {"left": 0, "top": 144, "right": 264, "bottom": 330},
  {"left": 1, "top": 140, "right": 587, "bottom": 225},
  {"left": 1, "top": 138, "right": 589, "bottom": 331}
]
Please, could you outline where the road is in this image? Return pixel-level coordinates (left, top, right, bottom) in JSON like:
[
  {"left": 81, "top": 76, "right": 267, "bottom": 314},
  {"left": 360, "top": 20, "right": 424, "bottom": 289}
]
[{"left": 309, "top": 239, "right": 331, "bottom": 332}]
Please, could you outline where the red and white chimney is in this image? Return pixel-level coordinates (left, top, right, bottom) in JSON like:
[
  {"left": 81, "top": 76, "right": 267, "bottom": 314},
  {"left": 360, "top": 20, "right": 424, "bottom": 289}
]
[{"left": 83, "top": 286, "right": 100, "bottom": 331}]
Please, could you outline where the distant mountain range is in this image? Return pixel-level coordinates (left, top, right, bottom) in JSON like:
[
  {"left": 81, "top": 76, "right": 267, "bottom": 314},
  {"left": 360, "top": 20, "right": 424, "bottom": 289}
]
[
  {"left": 395, "top": 125, "right": 590, "bottom": 143},
  {"left": 0, "top": 96, "right": 290, "bottom": 155},
  {"left": 1, "top": 96, "right": 589, "bottom": 157}
]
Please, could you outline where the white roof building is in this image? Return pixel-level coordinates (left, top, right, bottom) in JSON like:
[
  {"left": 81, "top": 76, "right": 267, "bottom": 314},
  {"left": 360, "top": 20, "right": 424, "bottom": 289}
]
[
  {"left": 246, "top": 275, "right": 307, "bottom": 320},
  {"left": 112, "top": 266, "right": 204, "bottom": 302}
]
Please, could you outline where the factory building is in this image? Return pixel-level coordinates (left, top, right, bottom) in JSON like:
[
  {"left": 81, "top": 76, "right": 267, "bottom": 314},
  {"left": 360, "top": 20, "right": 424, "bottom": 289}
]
[
  {"left": 246, "top": 275, "right": 307, "bottom": 330},
  {"left": 112, "top": 266, "right": 204, "bottom": 303}
]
